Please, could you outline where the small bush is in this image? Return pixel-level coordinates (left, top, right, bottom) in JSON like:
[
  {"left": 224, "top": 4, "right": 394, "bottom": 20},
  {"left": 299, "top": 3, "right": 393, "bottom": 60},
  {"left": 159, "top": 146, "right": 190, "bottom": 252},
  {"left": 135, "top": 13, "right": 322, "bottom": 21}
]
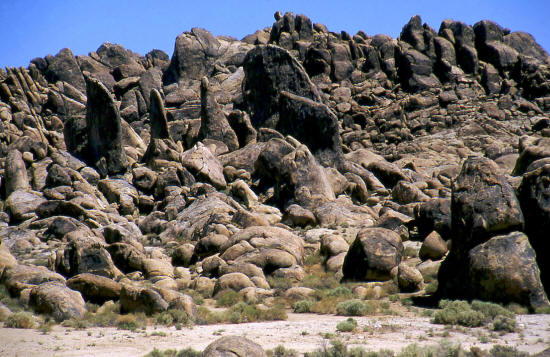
[
  {"left": 62, "top": 318, "right": 89, "bottom": 329},
  {"left": 492, "top": 315, "right": 516, "bottom": 332},
  {"left": 116, "top": 313, "right": 145, "bottom": 331},
  {"left": 336, "top": 318, "right": 357, "bottom": 332},
  {"left": 153, "top": 308, "right": 192, "bottom": 327},
  {"left": 268, "top": 345, "right": 299, "bottom": 357},
  {"left": 432, "top": 300, "right": 486, "bottom": 327},
  {"left": 85, "top": 301, "right": 120, "bottom": 327},
  {"left": 293, "top": 300, "right": 315, "bottom": 313},
  {"left": 326, "top": 286, "right": 353, "bottom": 298},
  {"left": 5, "top": 312, "right": 36, "bottom": 329},
  {"left": 215, "top": 290, "right": 242, "bottom": 307},
  {"left": 471, "top": 300, "right": 514, "bottom": 319},
  {"left": 144, "top": 348, "right": 202, "bottom": 357},
  {"left": 337, "top": 300, "right": 368, "bottom": 316},
  {"left": 336, "top": 300, "right": 378, "bottom": 316},
  {"left": 489, "top": 345, "right": 529, "bottom": 357}
]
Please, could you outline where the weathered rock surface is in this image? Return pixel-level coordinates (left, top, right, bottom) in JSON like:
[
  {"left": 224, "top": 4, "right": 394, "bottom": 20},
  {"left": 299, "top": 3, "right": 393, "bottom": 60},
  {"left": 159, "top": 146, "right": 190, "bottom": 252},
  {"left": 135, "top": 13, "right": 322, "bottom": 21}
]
[
  {"left": 29, "top": 281, "right": 86, "bottom": 322},
  {"left": 1, "top": 12, "right": 550, "bottom": 317},
  {"left": 342, "top": 227, "right": 403, "bottom": 281},
  {"left": 203, "top": 336, "right": 267, "bottom": 357},
  {"left": 84, "top": 75, "right": 128, "bottom": 176}
]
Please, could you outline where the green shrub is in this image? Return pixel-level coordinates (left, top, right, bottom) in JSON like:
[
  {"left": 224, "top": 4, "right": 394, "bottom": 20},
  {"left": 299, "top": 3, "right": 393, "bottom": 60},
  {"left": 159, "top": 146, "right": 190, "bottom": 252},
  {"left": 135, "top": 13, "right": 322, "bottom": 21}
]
[
  {"left": 432, "top": 300, "right": 486, "bottom": 327},
  {"left": 471, "top": 300, "right": 514, "bottom": 319},
  {"left": 433, "top": 300, "right": 517, "bottom": 330},
  {"left": 489, "top": 345, "right": 529, "bottom": 357},
  {"left": 326, "top": 286, "right": 353, "bottom": 298},
  {"left": 116, "top": 313, "right": 145, "bottom": 331},
  {"left": 268, "top": 345, "right": 299, "bottom": 357},
  {"left": 293, "top": 300, "right": 315, "bottom": 313},
  {"left": 336, "top": 318, "right": 357, "bottom": 332},
  {"left": 155, "top": 311, "right": 174, "bottom": 326},
  {"left": 215, "top": 289, "right": 242, "bottom": 307},
  {"left": 5, "top": 312, "right": 36, "bottom": 329},
  {"left": 62, "top": 318, "right": 89, "bottom": 329},
  {"left": 336, "top": 300, "right": 368, "bottom": 316},
  {"left": 492, "top": 315, "right": 516, "bottom": 332}
]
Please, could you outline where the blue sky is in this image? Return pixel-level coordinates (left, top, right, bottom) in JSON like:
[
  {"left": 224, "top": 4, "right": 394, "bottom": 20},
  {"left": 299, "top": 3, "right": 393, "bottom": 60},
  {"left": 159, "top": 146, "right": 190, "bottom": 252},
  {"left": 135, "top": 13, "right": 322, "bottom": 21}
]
[{"left": 1, "top": 0, "right": 549, "bottom": 68}]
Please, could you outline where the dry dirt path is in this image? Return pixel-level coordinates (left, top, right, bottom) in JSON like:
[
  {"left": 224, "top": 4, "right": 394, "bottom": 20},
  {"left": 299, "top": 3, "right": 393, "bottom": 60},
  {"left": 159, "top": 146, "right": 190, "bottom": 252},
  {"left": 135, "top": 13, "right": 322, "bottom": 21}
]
[{"left": 1, "top": 313, "right": 549, "bottom": 356}]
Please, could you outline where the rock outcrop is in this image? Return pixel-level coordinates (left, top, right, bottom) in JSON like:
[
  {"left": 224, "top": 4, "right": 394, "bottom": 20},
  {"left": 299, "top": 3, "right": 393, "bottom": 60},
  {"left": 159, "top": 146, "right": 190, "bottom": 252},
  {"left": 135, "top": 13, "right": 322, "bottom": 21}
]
[{"left": 1, "top": 11, "right": 550, "bottom": 323}]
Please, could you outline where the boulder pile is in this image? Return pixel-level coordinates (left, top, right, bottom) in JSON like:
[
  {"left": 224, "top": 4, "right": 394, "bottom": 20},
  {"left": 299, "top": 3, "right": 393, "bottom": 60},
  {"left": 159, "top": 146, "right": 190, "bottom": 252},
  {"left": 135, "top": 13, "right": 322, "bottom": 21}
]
[{"left": 1, "top": 12, "right": 550, "bottom": 321}]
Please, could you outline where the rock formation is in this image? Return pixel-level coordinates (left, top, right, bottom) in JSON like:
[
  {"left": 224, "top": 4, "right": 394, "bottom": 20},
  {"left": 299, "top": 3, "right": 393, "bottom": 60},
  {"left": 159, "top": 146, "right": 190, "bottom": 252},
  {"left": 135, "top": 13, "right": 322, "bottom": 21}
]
[{"left": 1, "top": 11, "right": 550, "bottom": 325}]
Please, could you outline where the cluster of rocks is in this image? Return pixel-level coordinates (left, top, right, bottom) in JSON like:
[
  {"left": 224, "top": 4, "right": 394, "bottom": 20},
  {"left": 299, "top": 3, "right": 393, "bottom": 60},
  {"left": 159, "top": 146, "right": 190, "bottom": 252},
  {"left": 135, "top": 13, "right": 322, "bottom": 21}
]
[{"left": 1, "top": 11, "right": 550, "bottom": 322}]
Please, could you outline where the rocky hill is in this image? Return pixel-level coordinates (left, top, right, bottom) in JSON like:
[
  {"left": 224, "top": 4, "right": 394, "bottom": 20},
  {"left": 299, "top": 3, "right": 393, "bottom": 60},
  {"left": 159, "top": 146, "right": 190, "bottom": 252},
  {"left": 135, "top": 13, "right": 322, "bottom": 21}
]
[{"left": 1, "top": 11, "right": 550, "bottom": 328}]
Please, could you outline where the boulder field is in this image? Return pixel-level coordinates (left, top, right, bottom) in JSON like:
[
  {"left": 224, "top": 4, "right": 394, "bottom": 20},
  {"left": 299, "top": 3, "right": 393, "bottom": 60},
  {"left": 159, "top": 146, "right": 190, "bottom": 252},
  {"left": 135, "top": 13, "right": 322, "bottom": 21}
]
[{"left": 1, "top": 12, "right": 550, "bottom": 323}]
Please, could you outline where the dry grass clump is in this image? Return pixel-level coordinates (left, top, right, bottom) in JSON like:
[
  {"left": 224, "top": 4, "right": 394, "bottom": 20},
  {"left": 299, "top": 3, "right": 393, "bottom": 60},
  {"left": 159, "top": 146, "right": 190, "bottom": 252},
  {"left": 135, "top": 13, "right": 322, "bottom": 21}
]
[
  {"left": 143, "top": 347, "right": 202, "bottom": 357},
  {"left": 196, "top": 302, "right": 287, "bottom": 325},
  {"left": 154, "top": 309, "right": 192, "bottom": 327},
  {"left": 116, "top": 313, "right": 146, "bottom": 331},
  {"left": 5, "top": 311, "right": 36, "bottom": 329},
  {"left": 215, "top": 289, "right": 242, "bottom": 307}
]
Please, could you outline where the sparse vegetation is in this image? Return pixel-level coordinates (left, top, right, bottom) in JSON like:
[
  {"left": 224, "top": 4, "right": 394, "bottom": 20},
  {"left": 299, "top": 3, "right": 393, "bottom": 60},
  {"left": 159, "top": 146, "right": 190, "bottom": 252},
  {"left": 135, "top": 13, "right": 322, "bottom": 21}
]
[
  {"left": 336, "top": 317, "right": 358, "bottom": 332},
  {"left": 196, "top": 302, "right": 286, "bottom": 325},
  {"left": 116, "top": 313, "right": 146, "bottom": 331},
  {"left": 5, "top": 312, "right": 36, "bottom": 329},
  {"left": 143, "top": 347, "right": 202, "bottom": 357},
  {"left": 489, "top": 345, "right": 529, "bottom": 357},
  {"left": 215, "top": 289, "right": 242, "bottom": 307},
  {"left": 293, "top": 300, "right": 315, "bottom": 313},
  {"left": 267, "top": 345, "right": 299, "bottom": 357},
  {"left": 432, "top": 300, "right": 516, "bottom": 330},
  {"left": 336, "top": 299, "right": 379, "bottom": 316}
]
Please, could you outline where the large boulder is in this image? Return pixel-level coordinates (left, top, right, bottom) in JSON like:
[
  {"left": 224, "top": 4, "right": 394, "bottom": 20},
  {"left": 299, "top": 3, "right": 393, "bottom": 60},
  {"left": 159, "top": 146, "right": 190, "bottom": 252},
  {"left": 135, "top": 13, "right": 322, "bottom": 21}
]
[
  {"left": 242, "top": 45, "right": 322, "bottom": 128},
  {"left": 255, "top": 138, "right": 335, "bottom": 208},
  {"left": 277, "top": 91, "right": 342, "bottom": 166},
  {"left": 1, "top": 264, "right": 66, "bottom": 295},
  {"left": 181, "top": 142, "right": 227, "bottom": 189},
  {"left": 66, "top": 273, "right": 122, "bottom": 304},
  {"left": 44, "top": 48, "right": 86, "bottom": 92},
  {"left": 120, "top": 284, "right": 168, "bottom": 315},
  {"left": 203, "top": 336, "right": 267, "bottom": 357},
  {"left": 163, "top": 28, "right": 222, "bottom": 83},
  {"left": 85, "top": 75, "right": 128, "bottom": 176},
  {"left": 221, "top": 226, "right": 304, "bottom": 275},
  {"left": 342, "top": 227, "right": 404, "bottom": 281},
  {"left": 5, "top": 190, "right": 46, "bottom": 222},
  {"left": 199, "top": 77, "right": 239, "bottom": 151},
  {"left": 214, "top": 272, "right": 255, "bottom": 294},
  {"left": 474, "top": 20, "right": 518, "bottom": 71},
  {"left": 98, "top": 178, "right": 139, "bottom": 216},
  {"left": 468, "top": 232, "right": 549, "bottom": 310},
  {"left": 55, "top": 233, "right": 122, "bottom": 279},
  {"left": 518, "top": 164, "right": 550, "bottom": 294},
  {"left": 513, "top": 137, "right": 550, "bottom": 176},
  {"left": 0, "top": 242, "right": 17, "bottom": 277},
  {"left": 29, "top": 281, "right": 86, "bottom": 322},
  {"left": 451, "top": 156, "right": 524, "bottom": 253},
  {"left": 4, "top": 150, "right": 29, "bottom": 196}
]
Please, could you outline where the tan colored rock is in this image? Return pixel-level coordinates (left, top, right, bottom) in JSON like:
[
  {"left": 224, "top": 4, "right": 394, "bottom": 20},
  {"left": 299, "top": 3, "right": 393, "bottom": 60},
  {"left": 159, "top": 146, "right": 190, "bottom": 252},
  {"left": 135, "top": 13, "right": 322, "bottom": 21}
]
[
  {"left": 419, "top": 231, "right": 448, "bottom": 261},
  {"left": 203, "top": 336, "right": 267, "bottom": 357},
  {"left": 397, "top": 263, "right": 424, "bottom": 292},
  {"left": 29, "top": 281, "right": 86, "bottom": 322},
  {"left": 66, "top": 273, "right": 122, "bottom": 304},
  {"left": 181, "top": 142, "right": 226, "bottom": 189},
  {"left": 214, "top": 272, "right": 255, "bottom": 294}
]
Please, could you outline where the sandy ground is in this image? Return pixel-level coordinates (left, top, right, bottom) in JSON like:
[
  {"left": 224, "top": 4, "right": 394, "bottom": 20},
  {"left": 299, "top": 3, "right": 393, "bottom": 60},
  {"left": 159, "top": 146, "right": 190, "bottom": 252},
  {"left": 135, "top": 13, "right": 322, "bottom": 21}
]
[{"left": 1, "top": 313, "right": 549, "bottom": 357}]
